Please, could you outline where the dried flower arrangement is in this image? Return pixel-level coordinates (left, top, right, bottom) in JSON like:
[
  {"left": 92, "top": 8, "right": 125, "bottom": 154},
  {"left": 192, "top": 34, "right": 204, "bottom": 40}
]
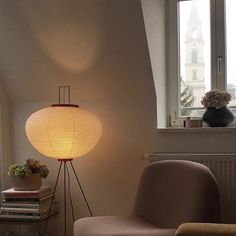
[
  {"left": 201, "top": 90, "right": 232, "bottom": 109},
  {"left": 8, "top": 158, "right": 49, "bottom": 178}
]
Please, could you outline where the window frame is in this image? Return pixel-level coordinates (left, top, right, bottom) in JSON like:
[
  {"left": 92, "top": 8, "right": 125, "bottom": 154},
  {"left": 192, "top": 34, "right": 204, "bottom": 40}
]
[{"left": 167, "top": 0, "right": 232, "bottom": 127}]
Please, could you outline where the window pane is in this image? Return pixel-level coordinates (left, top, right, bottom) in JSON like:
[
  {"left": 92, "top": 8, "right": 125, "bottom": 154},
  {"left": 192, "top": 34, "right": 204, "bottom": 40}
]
[
  {"left": 179, "top": 0, "right": 211, "bottom": 117},
  {"left": 226, "top": 0, "right": 236, "bottom": 113}
]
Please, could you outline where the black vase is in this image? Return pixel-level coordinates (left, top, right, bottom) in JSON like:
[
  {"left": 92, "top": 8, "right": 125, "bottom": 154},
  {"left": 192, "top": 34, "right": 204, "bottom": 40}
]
[{"left": 202, "top": 106, "right": 234, "bottom": 127}]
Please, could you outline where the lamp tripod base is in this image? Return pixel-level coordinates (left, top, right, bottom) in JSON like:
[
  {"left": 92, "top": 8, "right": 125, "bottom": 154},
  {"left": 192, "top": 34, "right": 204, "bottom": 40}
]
[{"left": 43, "top": 159, "right": 93, "bottom": 236}]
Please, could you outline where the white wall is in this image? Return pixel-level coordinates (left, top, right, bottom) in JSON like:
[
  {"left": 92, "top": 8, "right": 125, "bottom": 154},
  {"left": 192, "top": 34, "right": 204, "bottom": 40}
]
[
  {"left": 0, "top": 1, "right": 157, "bottom": 235},
  {"left": 0, "top": 83, "right": 12, "bottom": 190},
  {"left": 141, "top": 0, "right": 167, "bottom": 128}
]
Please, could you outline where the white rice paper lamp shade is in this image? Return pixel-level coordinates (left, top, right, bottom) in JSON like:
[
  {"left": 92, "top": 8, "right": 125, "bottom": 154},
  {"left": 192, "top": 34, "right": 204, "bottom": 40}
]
[{"left": 25, "top": 106, "right": 102, "bottom": 159}]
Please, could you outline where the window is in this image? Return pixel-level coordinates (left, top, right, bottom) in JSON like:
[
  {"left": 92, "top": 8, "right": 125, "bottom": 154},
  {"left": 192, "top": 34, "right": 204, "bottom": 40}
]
[
  {"left": 168, "top": 0, "right": 236, "bottom": 125},
  {"left": 191, "top": 50, "right": 198, "bottom": 64}
]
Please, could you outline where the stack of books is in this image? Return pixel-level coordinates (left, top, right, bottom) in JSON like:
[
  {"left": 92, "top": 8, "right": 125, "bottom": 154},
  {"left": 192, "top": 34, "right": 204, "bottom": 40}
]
[{"left": 0, "top": 186, "right": 57, "bottom": 221}]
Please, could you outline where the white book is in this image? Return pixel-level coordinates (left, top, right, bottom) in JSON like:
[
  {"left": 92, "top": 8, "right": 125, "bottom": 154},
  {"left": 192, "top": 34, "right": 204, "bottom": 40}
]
[
  {"left": 0, "top": 209, "right": 57, "bottom": 220},
  {"left": 1, "top": 202, "right": 41, "bottom": 209},
  {"left": 1, "top": 197, "right": 55, "bottom": 209},
  {"left": 1, "top": 202, "right": 57, "bottom": 214},
  {"left": 2, "top": 186, "right": 52, "bottom": 198}
]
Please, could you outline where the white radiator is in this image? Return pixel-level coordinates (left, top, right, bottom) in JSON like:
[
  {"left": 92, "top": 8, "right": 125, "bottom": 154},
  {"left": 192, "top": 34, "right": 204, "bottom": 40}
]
[{"left": 142, "top": 153, "right": 236, "bottom": 223}]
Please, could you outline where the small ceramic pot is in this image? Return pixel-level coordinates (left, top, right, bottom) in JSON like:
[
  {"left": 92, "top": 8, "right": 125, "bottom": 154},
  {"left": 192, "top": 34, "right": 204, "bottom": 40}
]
[
  {"left": 11, "top": 173, "right": 42, "bottom": 191},
  {"left": 202, "top": 106, "right": 234, "bottom": 127}
]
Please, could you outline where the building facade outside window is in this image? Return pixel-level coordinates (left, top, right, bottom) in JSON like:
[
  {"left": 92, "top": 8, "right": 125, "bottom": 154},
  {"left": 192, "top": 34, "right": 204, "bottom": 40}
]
[{"left": 191, "top": 50, "right": 198, "bottom": 64}]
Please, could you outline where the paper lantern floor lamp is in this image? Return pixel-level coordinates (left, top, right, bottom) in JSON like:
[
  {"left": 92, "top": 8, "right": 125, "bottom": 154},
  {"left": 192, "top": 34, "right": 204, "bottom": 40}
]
[{"left": 25, "top": 86, "right": 102, "bottom": 236}]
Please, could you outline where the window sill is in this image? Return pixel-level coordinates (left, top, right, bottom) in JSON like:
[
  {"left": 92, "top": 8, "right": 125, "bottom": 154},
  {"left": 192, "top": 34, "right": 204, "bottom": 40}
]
[{"left": 157, "top": 126, "right": 236, "bottom": 133}]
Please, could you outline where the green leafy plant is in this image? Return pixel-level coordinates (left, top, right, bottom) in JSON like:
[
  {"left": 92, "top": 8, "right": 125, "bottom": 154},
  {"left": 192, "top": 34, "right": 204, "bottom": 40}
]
[
  {"left": 8, "top": 159, "right": 49, "bottom": 178},
  {"left": 181, "top": 82, "right": 195, "bottom": 116},
  {"left": 7, "top": 164, "right": 32, "bottom": 177}
]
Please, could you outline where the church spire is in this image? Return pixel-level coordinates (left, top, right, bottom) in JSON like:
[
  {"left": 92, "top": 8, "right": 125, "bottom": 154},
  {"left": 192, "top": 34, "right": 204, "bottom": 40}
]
[
  {"left": 185, "top": 1, "right": 203, "bottom": 43},
  {"left": 187, "top": 1, "right": 202, "bottom": 27}
]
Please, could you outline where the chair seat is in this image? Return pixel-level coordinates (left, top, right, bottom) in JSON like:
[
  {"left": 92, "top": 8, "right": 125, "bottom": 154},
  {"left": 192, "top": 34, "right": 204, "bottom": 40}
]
[{"left": 74, "top": 216, "right": 176, "bottom": 236}]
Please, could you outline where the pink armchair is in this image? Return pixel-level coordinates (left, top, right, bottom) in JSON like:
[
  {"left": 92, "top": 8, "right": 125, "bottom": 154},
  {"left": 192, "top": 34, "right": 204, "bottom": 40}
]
[{"left": 74, "top": 160, "right": 221, "bottom": 236}]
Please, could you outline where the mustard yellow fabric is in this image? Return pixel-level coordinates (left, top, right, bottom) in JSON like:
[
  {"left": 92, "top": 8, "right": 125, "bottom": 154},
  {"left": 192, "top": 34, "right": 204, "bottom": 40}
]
[{"left": 176, "top": 223, "right": 236, "bottom": 236}]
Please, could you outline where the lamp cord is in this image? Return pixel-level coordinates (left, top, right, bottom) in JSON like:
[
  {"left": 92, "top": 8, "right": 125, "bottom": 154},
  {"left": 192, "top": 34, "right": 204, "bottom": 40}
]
[
  {"left": 44, "top": 161, "right": 63, "bottom": 236},
  {"left": 44, "top": 160, "right": 93, "bottom": 236},
  {"left": 65, "top": 164, "right": 75, "bottom": 222},
  {"left": 64, "top": 162, "right": 67, "bottom": 236},
  {"left": 69, "top": 161, "right": 93, "bottom": 217}
]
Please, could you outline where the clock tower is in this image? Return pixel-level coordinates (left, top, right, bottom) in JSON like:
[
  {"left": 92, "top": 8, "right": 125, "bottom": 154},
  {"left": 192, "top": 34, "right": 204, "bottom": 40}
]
[{"left": 185, "top": 2, "right": 205, "bottom": 108}]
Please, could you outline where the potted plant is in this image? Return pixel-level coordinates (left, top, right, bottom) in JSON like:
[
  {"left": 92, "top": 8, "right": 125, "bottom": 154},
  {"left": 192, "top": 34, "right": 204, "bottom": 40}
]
[
  {"left": 8, "top": 158, "right": 49, "bottom": 191},
  {"left": 201, "top": 89, "right": 234, "bottom": 127}
]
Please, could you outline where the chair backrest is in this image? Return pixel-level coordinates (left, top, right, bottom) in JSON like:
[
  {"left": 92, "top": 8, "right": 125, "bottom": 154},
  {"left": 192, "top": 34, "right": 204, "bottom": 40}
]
[{"left": 132, "top": 160, "right": 221, "bottom": 228}]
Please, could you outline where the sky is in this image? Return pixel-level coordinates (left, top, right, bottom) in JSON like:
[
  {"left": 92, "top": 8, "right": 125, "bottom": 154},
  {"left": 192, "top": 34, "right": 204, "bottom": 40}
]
[{"left": 179, "top": 0, "right": 236, "bottom": 91}]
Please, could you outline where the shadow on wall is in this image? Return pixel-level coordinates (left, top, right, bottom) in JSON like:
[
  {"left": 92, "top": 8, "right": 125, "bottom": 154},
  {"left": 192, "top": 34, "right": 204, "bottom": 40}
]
[
  {"left": 0, "top": 0, "right": 107, "bottom": 102},
  {"left": 19, "top": 0, "right": 104, "bottom": 74}
]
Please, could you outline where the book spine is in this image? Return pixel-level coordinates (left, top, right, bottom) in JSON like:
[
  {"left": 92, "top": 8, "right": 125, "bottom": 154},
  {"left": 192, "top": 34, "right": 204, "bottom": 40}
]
[
  {"left": 0, "top": 214, "right": 41, "bottom": 219},
  {"left": 0, "top": 207, "right": 57, "bottom": 216},
  {"left": 1, "top": 203, "right": 56, "bottom": 213},
  {"left": 1, "top": 186, "right": 51, "bottom": 195},
  {"left": 1, "top": 207, "right": 40, "bottom": 213},
  {"left": 0, "top": 211, "right": 58, "bottom": 222},
  {"left": 3, "top": 192, "right": 52, "bottom": 198},
  {"left": 1, "top": 203, "right": 40, "bottom": 209},
  {"left": 2, "top": 188, "right": 53, "bottom": 199},
  {"left": 0, "top": 212, "right": 58, "bottom": 223},
  {"left": 4, "top": 193, "right": 53, "bottom": 202},
  {"left": 4, "top": 198, "right": 41, "bottom": 202}
]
